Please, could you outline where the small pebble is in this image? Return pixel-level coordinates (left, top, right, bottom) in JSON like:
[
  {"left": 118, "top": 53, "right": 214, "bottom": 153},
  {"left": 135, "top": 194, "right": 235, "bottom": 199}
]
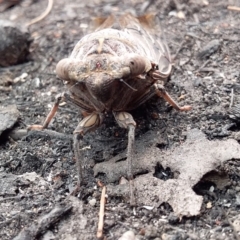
[
  {"left": 161, "top": 233, "right": 177, "bottom": 240},
  {"left": 145, "top": 226, "right": 158, "bottom": 238},
  {"left": 89, "top": 198, "right": 96, "bottom": 206},
  {"left": 168, "top": 213, "right": 179, "bottom": 224},
  {"left": 233, "top": 219, "right": 240, "bottom": 232},
  {"left": 235, "top": 194, "right": 240, "bottom": 207},
  {"left": 118, "top": 230, "right": 136, "bottom": 240}
]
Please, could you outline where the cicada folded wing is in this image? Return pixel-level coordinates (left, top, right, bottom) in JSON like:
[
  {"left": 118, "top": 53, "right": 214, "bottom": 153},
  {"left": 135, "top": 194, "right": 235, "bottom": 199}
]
[{"left": 95, "top": 13, "right": 172, "bottom": 82}]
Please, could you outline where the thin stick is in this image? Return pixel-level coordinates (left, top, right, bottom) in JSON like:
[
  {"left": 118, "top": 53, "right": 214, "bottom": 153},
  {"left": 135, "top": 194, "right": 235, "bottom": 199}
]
[
  {"left": 9, "top": 128, "right": 72, "bottom": 141},
  {"left": 230, "top": 88, "right": 234, "bottom": 109},
  {"left": 172, "top": 40, "right": 185, "bottom": 61},
  {"left": 97, "top": 186, "right": 106, "bottom": 239},
  {"left": 227, "top": 6, "right": 240, "bottom": 12},
  {"left": 26, "top": 0, "right": 54, "bottom": 27},
  {"left": 197, "top": 59, "right": 210, "bottom": 72}
]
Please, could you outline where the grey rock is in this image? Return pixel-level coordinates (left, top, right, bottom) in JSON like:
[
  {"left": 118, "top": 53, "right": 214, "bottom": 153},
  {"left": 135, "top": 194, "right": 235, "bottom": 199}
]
[
  {"left": 0, "top": 20, "right": 31, "bottom": 67},
  {"left": 0, "top": 105, "right": 20, "bottom": 136},
  {"left": 198, "top": 39, "right": 220, "bottom": 59}
]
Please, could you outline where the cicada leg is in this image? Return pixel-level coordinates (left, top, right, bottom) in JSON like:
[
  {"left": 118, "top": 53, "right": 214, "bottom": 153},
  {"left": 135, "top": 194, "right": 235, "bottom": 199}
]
[
  {"left": 28, "top": 93, "right": 64, "bottom": 131},
  {"left": 73, "top": 113, "right": 103, "bottom": 189},
  {"left": 28, "top": 92, "right": 94, "bottom": 131},
  {"left": 28, "top": 92, "right": 102, "bottom": 195},
  {"left": 113, "top": 111, "right": 136, "bottom": 206},
  {"left": 155, "top": 83, "right": 192, "bottom": 111}
]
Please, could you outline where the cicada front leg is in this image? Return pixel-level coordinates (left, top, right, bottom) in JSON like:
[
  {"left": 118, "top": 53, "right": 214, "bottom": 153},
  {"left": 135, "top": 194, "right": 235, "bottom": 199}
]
[
  {"left": 28, "top": 92, "right": 103, "bottom": 196},
  {"left": 154, "top": 83, "right": 192, "bottom": 112},
  {"left": 28, "top": 93, "right": 64, "bottom": 131}
]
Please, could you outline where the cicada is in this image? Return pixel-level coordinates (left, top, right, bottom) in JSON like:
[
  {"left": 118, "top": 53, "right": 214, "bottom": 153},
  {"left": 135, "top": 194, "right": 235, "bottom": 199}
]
[{"left": 30, "top": 13, "right": 191, "bottom": 205}]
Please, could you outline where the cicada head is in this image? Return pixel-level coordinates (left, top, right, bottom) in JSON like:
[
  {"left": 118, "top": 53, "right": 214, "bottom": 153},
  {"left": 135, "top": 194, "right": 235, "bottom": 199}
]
[{"left": 55, "top": 53, "right": 152, "bottom": 105}]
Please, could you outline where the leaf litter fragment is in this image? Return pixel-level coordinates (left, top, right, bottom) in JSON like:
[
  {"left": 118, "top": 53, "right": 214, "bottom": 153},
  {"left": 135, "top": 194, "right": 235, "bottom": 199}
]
[{"left": 94, "top": 129, "right": 240, "bottom": 216}]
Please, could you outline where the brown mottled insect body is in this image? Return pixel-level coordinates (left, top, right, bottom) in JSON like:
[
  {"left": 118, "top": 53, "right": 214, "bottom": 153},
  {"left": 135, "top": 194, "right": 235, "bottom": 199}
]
[{"left": 29, "top": 13, "right": 191, "bottom": 205}]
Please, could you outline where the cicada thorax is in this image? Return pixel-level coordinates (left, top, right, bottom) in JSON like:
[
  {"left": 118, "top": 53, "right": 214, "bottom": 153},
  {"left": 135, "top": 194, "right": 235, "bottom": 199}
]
[
  {"left": 56, "top": 13, "right": 172, "bottom": 112},
  {"left": 93, "top": 13, "right": 172, "bottom": 77}
]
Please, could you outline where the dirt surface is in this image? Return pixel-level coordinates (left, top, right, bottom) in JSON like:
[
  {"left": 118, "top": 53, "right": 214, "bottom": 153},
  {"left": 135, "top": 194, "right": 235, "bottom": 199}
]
[{"left": 1, "top": 0, "right": 240, "bottom": 239}]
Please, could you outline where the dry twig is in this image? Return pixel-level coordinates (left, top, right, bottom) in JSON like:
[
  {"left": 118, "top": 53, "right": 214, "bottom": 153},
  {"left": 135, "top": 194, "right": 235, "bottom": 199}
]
[
  {"left": 97, "top": 185, "right": 106, "bottom": 239},
  {"left": 172, "top": 40, "right": 185, "bottom": 61},
  {"left": 230, "top": 88, "right": 234, "bottom": 109},
  {"left": 26, "top": 0, "right": 54, "bottom": 27},
  {"left": 227, "top": 6, "right": 240, "bottom": 12},
  {"left": 13, "top": 204, "right": 72, "bottom": 240},
  {"left": 196, "top": 59, "right": 211, "bottom": 73},
  {"left": 9, "top": 128, "right": 72, "bottom": 141}
]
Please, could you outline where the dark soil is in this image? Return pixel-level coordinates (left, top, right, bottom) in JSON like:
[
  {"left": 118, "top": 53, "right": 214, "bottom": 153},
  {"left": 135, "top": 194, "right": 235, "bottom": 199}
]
[{"left": 1, "top": 0, "right": 240, "bottom": 239}]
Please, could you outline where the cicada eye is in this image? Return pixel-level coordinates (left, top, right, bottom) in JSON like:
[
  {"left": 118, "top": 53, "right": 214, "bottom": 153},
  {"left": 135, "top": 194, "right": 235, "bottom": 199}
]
[
  {"left": 126, "top": 54, "right": 151, "bottom": 76},
  {"left": 129, "top": 58, "right": 145, "bottom": 75},
  {"left": 56, "top": 58, "right": 88, "bottom": 81},
  {"left": 56, "top": 58, "right": 70, "bottom": 80}
]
